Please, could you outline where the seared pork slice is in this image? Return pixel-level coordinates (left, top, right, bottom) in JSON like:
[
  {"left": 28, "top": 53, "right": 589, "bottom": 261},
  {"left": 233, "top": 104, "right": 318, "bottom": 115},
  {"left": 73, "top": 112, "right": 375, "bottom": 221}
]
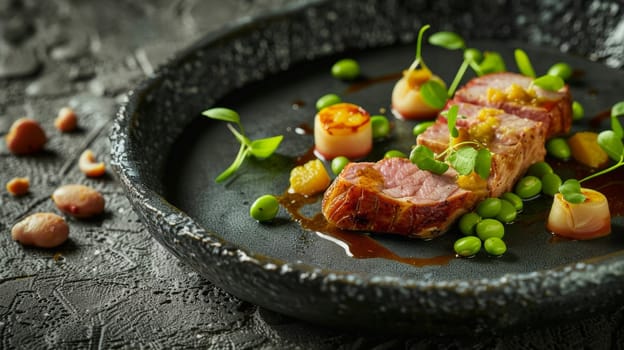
[
  {"left": 453, "top": 72, "right": 572, "bottom": 138},
  {"left": 417, "top": 102, "right": 547, "bottom": 197},
  {"left": 322, "top": 157, "right": 487, "bottom": 239}
]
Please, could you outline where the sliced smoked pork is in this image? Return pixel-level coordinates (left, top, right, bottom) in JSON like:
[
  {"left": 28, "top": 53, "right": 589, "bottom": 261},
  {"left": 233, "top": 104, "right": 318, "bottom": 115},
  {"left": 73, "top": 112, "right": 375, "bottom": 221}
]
[
  {"left": 417, "top": 102, "right": 547, "bottom": 197},
  {"left": 453, "top": 72, "right": 572, "bottom": 138},
  {"left": 321, "top": 157, "right": 487, "bottom": 239}
]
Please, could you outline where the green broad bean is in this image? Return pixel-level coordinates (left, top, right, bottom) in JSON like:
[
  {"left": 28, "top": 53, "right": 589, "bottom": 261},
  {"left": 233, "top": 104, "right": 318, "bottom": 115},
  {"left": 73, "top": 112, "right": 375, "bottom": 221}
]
[
  {"left": 572, "top": 101, "right": 584, "bottom": 120},
  {"left": 459, "top": 212, "right": 481, "bottom": 235},
  {"left": 384, "top": 150, "right": 407, "bottom": 159},
  {"left": 476, "top": 218, "right": 505, "bottom": 240},
  {"left": 454, "top": 236, "right": 482, "bottom": 257},
  {"left": 515, "top": 175, "right": 542, "bottom": 199},
  {"left": 331, "top": 156, "right": 350, "bottom": 175},
  {"left": 501, "top": 192, "right": 523, "bottom": 211},
  {"left": 541, "top": 172, "right": 562, "bottom": 196},
  {"left": 331, "top": 58, "right": 360, "bottom": 80},
  {"left": 546, "top": 137, "right": 571, "bottom": 160},
  {"left": 476, "top": 198, "right": 502, "bottom": 218},
  {"left": 316, "top": 93, "right": 342, "bottom": 111},
  {"left": 484, "top": 237, "right": 507, "bottom": 256},
  {"left": 527, "top": 161, "right": 553, "bottom": 178},
  {"left": 547, "top": 62, "right": 573, "bottom": 81},
  {"left": 371, "top": 115, "right": 390, "bottom": 139},
  {"left": 250, "top": 195, "right": 279, "bottom": 222},
  {"left": 496, "top": 199, "right": 517, "bottom": 223},
  {"left": 412, "top": 121, "right": 435, "bottom": 136}
]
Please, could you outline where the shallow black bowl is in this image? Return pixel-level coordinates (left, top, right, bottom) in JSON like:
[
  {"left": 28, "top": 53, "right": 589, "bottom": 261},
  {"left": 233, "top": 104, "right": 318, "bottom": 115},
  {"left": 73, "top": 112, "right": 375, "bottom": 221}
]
[{"left": 111, "top": 0, "right": 624, "bottom": 335}]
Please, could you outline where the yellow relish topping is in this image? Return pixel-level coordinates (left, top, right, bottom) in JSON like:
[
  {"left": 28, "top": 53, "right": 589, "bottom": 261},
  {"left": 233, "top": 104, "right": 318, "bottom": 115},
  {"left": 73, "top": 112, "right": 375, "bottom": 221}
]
[
  {"left": 468, "top": 108, "right": 501, "bottom": 145},
  {"left": 318, "top": 103, "right": 370, "bottom": 133},
  {"left": 404, "top": 68, "right": 433, "bottom": 88},
  {"left": 456, "top": 171, "right": 488, "bottom": 192},
  {"left": 487, "top": 83, "right": 537, "bottom": 104}
]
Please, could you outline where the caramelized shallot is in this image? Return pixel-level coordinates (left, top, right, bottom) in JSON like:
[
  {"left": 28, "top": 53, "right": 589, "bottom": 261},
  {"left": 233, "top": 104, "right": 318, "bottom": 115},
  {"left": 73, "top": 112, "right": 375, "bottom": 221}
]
[
  {"left": 391, "top": 68, "right": 446, "bottom": 120},
  {"left": 314, "top": 103, "right": 372, "bottom": 160},
  {"left": 547, "top": 188, "right": 611, "bottom": 240}
]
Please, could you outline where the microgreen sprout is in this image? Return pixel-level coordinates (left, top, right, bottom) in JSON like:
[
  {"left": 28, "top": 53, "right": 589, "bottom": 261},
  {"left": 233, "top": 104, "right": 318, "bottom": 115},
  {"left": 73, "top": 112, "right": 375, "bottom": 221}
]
[
  {"left": 559, "top": 101, "right": 624, "bottom": 203},
  {"left": 428, "top": 31, "right": 465, "bottom": 50},
  {"left": 532, "top": 75, "right": 565, "bottom": 91},
  {"left": 405, "top": 25, "right": 451, "bottom": 110},
  {"left": 410, "top": 104, "right": 492, "bottom": 179},
  {"left": 513, "top": 48, "right": 565, "bottom": 91},
  {"left": 203, "top": 107, "right": 283, "bottom": 183},
  {"left": 427, "top": 31, "right": 490, "bottom": 100},
  {"left": 477, "top": 52, "right": 506, "bottom": 76},
  {"left": 514, "top": 49, "right": 536, "bottom": 78},
  {"left": 408, "top": 25, "right": 431, "bottom": 71}
]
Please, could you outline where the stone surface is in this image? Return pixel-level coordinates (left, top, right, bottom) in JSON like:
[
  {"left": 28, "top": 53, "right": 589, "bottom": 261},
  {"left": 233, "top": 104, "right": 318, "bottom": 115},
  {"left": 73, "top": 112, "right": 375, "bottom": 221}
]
[{"left": 1, "top": 0, "right": 623, "bottom": 349}]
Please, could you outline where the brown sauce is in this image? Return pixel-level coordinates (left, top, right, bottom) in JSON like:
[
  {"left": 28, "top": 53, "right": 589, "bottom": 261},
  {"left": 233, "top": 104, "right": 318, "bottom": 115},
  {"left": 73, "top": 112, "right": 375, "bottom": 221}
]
[
  {"left": 589, "top": 109, "right": 611, "bottom": 128},
  {"left": 295, "top": 145, "right": 317, "bottom": 166},
  {"left": 344, "top": 72, "right": 403, "bottom": 94},
  {"left": 278, "top": 191, "right": 454, "bottom": 267}
]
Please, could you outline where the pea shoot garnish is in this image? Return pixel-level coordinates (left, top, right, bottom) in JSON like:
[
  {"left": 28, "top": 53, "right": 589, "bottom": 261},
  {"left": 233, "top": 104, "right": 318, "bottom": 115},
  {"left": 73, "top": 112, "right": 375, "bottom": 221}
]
[
  {"left": 514, "top": 49, "right": 536, "bottom": 78},
  {"left": 559, "top": 101, "right": 624, "bottom": 203},
  {"left": 513, "top": 48, "right": 565, "bottom": 91},
  {"left": 405, "top": 25, "right": 449, "bottom": 110},
  {"left": 477, "top": 52, "right": 506, "bottom": 75},
  {"left": 410, "top": 105, "right": 492, "bottom": 179},
  {"left": 532, "top": 75, "right": 565, "bottom": 91},
  {"left": 203, "top": 107, "right": 283, "bottom": 183}
]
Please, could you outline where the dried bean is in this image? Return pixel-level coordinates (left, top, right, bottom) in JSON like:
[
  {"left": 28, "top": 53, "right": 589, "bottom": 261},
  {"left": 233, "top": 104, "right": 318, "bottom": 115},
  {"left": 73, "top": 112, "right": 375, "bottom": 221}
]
[
  {"left": 11, "top": 213, "right": 69, "bottom": 248},
  {"left": 79, "top": 149, "right": 106, "bottom": 177},
  {"left": 52, "top": 184, "right": 105, "bottom": 218},
  {"left": 54, "top": 107, "right": 78, "bottom": 132},
  {"left": 6, "top": 177, "right": 30, "bottom": 196},
  {"left": 5, "top": 118, "right": 47, "bottom": 155}
]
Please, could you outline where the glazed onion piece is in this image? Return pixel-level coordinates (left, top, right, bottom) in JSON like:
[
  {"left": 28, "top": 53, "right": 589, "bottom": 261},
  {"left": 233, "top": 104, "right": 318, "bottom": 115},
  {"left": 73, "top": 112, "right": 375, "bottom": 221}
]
[
  {"left": 314, "top": 103, "right": 372, "bottom": 161},
  {"left": 547, "top": 188, "right": 611, "bottom": 240},
  {"left": 391, "top": 68, "right": 446, "bottom": 119}
]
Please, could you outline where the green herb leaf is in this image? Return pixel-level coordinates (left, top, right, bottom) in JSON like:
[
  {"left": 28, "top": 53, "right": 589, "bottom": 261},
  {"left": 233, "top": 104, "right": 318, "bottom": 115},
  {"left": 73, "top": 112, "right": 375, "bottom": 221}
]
[
  {"left": 447, "top": 147, "right": 477, "bottom": 176},
  {"left": 249, "top": 135, "right": 284, "bottom": 159},
  {"left": 610, "top": 101, "right": 624, "bottom": 138},
  {"left": 408, "top": 24, "right": 431, "bottom": 70},
  {"left": 533, "top": 75, "right": 564, "bottom": 91},
  {"left": 514, "top": 49, "right": 536, "bottom": 78},
  {"left": 420, "top": 80, "right": 448, "bottom": 109},
  {"left": 409, "top": 144, "right": 434, "bottom": 163},
  {"left": 428, "top": 31, "right": 465, "bottom": 50},
  {"left": 215, "top": 145, "right": 248, "bottom": 183},
  {"left": 597, "top": 130, "right": 624, "bottom": 162},
  {"left": 442, "top": 105, "right": 459, "bottom": 138},
  {"left": 409, "top": 145, "right": 449, "bottom": 174},
  {"left": 563, "top": 192, "right": 586, "bottom": 204},
  {"left": 474, "top": 148, "right": 492, "bottom": 179},
  {"left": 463, "top": 48, "right": 483, "bottom": 63},
  {"left": 207, "top": 107, "right": 283, "bottom": 183},
  {"left": 478, "top": 52, "right": 506, "bottom": 76},
  {"left": 559, "top": 179, "right": 585, "bottom": 203},
  {"left": 227, "top": 124, "right": 251, "bottom": 147},
  {"left": 203, "top": 108, "right": 241, "bottom": 125}
]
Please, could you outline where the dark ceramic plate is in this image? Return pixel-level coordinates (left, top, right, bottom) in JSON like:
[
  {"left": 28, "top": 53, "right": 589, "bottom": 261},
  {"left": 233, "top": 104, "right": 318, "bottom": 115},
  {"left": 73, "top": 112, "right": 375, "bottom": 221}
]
[{"left": 111, "top": 0, "right": 624, "bottom": 335}]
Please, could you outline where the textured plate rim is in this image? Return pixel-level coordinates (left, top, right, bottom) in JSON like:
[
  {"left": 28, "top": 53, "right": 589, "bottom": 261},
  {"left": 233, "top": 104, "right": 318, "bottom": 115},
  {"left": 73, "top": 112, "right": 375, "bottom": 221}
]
[{"left": 110, "top": 0, "right": 624, "bottom": 331}]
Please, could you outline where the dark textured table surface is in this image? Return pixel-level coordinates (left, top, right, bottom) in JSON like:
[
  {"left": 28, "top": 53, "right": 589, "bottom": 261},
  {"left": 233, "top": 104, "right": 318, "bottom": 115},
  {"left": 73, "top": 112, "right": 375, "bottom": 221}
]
[{"left": 1, "top": 0, "right": 624, "bottom": 349}]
